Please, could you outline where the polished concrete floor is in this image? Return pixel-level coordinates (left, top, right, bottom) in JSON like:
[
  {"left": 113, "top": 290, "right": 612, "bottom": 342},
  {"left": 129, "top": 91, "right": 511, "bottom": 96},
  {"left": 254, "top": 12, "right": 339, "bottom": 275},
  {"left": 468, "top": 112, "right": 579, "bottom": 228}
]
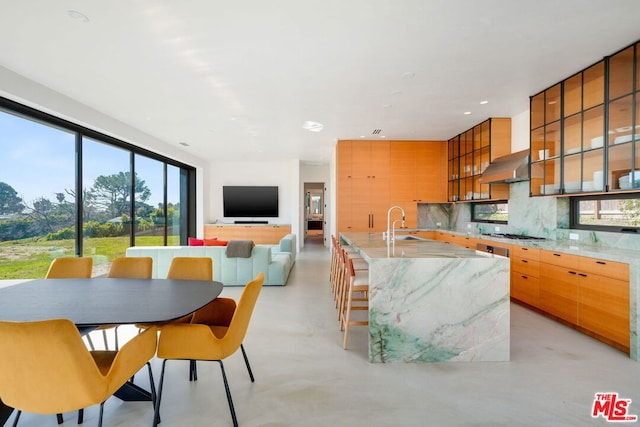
[{"left": 11, "top": 237, "right": 640, "bottom": 426}]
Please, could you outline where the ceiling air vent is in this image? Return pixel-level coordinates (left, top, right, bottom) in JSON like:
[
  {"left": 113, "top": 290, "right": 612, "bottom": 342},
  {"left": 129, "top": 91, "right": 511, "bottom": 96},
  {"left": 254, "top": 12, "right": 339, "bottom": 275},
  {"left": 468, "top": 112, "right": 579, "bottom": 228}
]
[{"left": 372, "top": 129, "right": 382, "bottom": 135}]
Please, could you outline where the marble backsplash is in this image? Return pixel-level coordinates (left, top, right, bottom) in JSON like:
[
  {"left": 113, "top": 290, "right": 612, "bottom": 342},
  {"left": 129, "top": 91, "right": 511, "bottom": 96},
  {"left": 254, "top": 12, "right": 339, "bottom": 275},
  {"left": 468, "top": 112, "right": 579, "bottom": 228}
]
[{"left": 417, "top": 181, "right": 640, "bottom": 251}]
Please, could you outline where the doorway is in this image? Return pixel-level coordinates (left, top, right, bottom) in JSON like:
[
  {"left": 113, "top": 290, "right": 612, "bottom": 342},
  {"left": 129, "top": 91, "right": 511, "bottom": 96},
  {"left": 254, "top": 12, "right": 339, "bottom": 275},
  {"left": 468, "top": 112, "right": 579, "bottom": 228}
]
[{"left": 304, "top": 182, "right": 324, "bottom": 244}]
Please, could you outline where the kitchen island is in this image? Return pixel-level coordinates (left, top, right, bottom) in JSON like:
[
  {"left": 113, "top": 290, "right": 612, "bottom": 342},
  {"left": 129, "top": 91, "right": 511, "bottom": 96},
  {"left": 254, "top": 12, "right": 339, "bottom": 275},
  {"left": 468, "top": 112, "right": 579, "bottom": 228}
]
[{"left": 340, "top": 232, "right": 510, "bottom": 363}]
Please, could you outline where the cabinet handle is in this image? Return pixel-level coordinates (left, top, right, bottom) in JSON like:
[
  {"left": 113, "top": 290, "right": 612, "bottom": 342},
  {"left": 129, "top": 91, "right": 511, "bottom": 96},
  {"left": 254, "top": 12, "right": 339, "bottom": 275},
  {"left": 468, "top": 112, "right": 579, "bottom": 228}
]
[
  {"left": 521, "top": 275, "right": 528, "bottom": 279},
  {"left": 521, "top": 247, "right": 529, "bottom": 251},
  {"left": 553, "top": 253, "right": 561, "bottom": 257},
  {"left": 569, "top": 271, "right": 577, "bottom": 275},
  {"left": 522, "top": 260, "right": 528, "bottom": 264},
  {"left": 578, "top": 273, "right": 587, "bottom": 277},
  {"left": 596, "top": 261, "right": 606, "bottom": 265}
]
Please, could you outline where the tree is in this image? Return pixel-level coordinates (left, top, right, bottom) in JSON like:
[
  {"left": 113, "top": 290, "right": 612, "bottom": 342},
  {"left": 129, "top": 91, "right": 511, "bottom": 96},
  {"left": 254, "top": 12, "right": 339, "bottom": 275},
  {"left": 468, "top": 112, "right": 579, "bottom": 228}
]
[
  {"left": 87, "top": 172, "right": 151, "bottom": 219},
  {"left": 0, "top": 182, "right": 24, "bottom": 215}
]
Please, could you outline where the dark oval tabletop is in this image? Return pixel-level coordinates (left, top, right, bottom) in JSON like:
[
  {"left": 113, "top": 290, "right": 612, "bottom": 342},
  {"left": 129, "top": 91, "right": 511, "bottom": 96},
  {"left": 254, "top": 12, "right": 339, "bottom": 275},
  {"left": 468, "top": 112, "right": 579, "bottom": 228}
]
[{"left": 0, "top": 278, "right": 224, "bottom": 327}]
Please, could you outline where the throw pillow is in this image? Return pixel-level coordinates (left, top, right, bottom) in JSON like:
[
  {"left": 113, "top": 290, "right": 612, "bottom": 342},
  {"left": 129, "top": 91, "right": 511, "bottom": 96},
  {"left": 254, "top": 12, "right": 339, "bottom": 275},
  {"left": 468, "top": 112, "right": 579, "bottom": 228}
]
[
  {"left": 204, "top": 239, "right": 228, "bottom": 246},
  {"left": 188, "top": 237, "right": 204, "bottom": 246}
]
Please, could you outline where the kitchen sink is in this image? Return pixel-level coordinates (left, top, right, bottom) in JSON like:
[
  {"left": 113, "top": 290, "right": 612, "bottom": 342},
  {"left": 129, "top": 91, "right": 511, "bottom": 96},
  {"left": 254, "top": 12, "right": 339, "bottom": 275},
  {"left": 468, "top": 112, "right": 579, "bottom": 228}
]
[{"left": 394, "top": 235, "right": 424, "bottom": 241}]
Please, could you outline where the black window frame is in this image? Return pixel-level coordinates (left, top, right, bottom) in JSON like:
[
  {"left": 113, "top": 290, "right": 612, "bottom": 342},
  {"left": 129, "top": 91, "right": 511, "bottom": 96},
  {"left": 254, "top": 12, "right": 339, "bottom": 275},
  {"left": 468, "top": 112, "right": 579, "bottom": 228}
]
[
  {"left": 570, "top": 193, "right": 640, "bottom": 233},
  {"left": 0, "top": 96, "right": 197, "bottom": 249},
  {"left": 470, "top": 200, "right": 509, "bottom": 224}
]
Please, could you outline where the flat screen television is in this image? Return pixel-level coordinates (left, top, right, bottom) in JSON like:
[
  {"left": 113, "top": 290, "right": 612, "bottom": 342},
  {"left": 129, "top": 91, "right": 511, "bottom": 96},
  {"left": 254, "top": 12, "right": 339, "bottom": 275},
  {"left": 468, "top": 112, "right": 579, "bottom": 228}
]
[{"left": 223, "top": 186, "right": 279, "bottom": 218}]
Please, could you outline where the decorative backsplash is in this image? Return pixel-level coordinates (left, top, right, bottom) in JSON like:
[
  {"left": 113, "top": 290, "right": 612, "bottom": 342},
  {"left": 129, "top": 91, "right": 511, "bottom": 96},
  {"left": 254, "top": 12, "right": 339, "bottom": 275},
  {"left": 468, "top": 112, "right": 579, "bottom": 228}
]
[{"left": 418, "top": 181, "right": 640, "bottom": 250}]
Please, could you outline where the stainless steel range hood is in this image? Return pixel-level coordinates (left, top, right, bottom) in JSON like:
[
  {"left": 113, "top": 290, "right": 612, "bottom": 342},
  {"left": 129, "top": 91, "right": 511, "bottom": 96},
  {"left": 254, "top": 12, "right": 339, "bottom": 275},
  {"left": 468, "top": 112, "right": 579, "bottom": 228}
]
[{"left": 478, "top": 150, "right": 529, "bottom": 184}]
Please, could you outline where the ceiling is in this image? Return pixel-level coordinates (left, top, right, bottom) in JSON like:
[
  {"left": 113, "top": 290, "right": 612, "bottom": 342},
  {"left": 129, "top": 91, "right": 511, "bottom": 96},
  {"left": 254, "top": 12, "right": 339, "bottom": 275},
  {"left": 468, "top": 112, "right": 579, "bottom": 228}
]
[{"left": 1, "top": 1, "right": 640, "bottom": 166}]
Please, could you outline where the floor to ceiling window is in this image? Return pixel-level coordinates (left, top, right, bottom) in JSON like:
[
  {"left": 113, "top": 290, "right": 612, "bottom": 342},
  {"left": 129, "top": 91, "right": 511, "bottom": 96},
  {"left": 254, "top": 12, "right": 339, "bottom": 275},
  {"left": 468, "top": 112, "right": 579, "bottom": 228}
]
[{"left": 0, "top": 98, "right": 196, "bottom": 279}]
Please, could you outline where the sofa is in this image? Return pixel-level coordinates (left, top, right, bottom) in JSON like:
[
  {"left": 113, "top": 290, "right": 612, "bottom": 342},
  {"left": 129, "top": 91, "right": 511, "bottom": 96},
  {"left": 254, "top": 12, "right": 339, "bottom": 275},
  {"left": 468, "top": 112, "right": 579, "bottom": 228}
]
[{"left": 125, "top": 234, "right": 296, "bottom": 286}]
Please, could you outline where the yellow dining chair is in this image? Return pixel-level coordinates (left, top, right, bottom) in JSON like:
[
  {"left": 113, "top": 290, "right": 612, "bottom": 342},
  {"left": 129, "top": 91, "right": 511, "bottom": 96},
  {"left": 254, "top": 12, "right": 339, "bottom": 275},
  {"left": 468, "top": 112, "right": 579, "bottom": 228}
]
[
  {"left": 191, "top": 295, "right": 255, "bottom": 382},
  {"left": 45, "top": 257, "right": 93, "bottom": 279},
  {"left": 153, "top": 272, "right": 265, "bottom": 427},
  {"left": 96, "top": 257, "right": 154, "bottom": 350},
  {"left": 0, "top": 319, "right": 157, "bottom": 427}
]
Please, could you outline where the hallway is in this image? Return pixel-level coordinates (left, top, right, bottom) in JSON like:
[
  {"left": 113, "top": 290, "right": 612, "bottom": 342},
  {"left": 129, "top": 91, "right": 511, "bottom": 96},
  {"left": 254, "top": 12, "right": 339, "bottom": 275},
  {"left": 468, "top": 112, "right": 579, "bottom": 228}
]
[{"left": 11, "top": 241, "right": 640, "bottom": 426}]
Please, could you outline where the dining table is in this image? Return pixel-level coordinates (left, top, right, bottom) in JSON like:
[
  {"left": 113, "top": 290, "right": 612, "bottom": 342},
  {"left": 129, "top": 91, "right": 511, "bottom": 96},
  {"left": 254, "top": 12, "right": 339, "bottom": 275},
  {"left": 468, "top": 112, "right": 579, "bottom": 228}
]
[{"left": 0, "top": 277, "right": 224, "bottom": 425}]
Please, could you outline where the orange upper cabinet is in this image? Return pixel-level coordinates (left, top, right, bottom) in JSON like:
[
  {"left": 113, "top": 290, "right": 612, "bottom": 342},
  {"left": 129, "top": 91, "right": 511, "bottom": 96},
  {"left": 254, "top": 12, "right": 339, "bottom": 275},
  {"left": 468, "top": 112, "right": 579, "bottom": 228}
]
[
  {"left": 336, "top": 140, "right": 389, "bottom": 233},
  {"left": 388, "top": 140, "right": 447, "bottom": 228},
  {"left": 447, "top": 118, "right": 511, "bottom": 202},
  {"left": 530, "top": 38, "right": 640, "bottom": 197}
]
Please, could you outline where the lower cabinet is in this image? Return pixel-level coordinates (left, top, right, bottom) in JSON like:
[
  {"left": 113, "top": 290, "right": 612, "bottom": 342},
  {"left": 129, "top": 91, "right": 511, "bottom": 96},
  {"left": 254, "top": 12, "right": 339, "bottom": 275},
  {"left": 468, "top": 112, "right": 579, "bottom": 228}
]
[
  {"left": 510, "top": 246, "right": 540, "bottom": 307},
  {"left": 537, "top": 250, "right": 630, "bottom": 352},
  {"left": 204, "top": 224, "right": 292, "bottom": 244}
]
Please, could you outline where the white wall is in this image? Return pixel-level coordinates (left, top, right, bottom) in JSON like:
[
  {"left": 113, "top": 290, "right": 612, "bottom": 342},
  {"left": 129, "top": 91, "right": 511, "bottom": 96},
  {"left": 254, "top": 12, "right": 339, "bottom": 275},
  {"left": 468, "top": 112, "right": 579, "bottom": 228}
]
[
  {"left": 206, "top": 159, "right": 300, "bottom": 248},
  {"left": 511, "top": 109, "right": 530, "bottom": 152}
]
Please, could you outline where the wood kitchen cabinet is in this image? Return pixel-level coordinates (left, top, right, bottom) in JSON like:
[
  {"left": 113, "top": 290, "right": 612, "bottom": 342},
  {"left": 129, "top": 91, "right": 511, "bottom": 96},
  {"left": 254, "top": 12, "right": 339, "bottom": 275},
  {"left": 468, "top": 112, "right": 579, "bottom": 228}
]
[
  {"left": 510, "top": 246, "right": 541, "bottom": 307},
  {"left": 530, "top": 39, "right": 640, "bottom": 196},
  {"left": 337, "top": 140, "right": 389, "bottom": 233},
  {"left": 447, "top": 118, "right": 511, "bottom": 202},
  {"left": 389, "top": 141, "right": 447, "bottom": 228},
  {"left": 537, "top": 249, "right": 630, "bottom": 352},
  {"left": 204, "top": 224, "right": 291, "bottom": 244}
]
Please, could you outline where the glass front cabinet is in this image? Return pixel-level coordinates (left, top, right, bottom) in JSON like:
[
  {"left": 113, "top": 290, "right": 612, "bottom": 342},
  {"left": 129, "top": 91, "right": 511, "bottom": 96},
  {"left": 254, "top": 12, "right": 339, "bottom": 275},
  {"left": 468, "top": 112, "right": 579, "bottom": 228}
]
[
  {"left": 530, "top": 40, "right": 640, "bottom": 196},
  {"left": 448, "top": 118, "right": 511, "bottom": 202}
]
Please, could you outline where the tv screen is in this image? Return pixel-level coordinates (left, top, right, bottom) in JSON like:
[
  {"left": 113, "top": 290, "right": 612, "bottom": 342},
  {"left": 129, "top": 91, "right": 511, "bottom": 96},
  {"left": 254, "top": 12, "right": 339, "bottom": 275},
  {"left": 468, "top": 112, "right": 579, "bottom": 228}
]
[{"left": 223, "top": 186, "right": 279, "bottom": 218}]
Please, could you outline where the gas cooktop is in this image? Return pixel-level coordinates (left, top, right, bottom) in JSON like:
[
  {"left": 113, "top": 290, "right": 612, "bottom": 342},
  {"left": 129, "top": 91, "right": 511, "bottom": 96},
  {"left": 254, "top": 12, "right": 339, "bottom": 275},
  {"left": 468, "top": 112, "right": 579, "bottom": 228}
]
[{"left": 481, "top": 233, "right": 546, "bottom": 241}]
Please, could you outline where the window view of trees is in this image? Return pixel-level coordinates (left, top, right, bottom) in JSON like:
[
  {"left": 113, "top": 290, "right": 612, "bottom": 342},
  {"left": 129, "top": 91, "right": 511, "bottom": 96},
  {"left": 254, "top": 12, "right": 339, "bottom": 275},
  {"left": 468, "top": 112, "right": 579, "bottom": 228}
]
[
  {"left": 0, "top": 105, "right": 193, "bottom": 279},
  {"left": 575, "top": 197, "right": 640, "bottom": 229}
]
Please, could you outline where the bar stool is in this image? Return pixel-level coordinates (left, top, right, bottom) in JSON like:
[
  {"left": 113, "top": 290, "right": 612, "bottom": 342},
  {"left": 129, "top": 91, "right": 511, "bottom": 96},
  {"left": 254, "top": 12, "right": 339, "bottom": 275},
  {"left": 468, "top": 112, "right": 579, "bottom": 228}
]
[{"left": 340, "top": 255, "right": 369, "bottom": 349}]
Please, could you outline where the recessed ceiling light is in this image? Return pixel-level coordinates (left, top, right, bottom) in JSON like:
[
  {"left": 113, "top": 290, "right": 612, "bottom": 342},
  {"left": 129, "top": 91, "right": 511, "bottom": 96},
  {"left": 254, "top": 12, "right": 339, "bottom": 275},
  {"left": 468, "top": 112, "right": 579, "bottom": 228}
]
[
  {"left": 464, "top": 111, "right": 472, "bottom": 115},
  {"left": 302, "top": 121, "right": 324, "bottom": 132},
  {"left": 380, "top": 135, "right": 386, "bottom": 138},
  {"left": 360, "top": 135, "right": 366, "bottom": 138},
  {"left": 480, "top": 100, "right": 489, "bottom": 105},
  {"left": 67, "top": 10, "right": 89, "bottom": 23}
]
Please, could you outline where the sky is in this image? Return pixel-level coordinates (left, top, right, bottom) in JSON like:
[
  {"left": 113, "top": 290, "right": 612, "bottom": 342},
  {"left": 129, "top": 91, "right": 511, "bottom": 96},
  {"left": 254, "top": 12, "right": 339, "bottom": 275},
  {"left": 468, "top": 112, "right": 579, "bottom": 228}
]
[{"left": 0, "top": 109, "right": 177, "bottom": 207}]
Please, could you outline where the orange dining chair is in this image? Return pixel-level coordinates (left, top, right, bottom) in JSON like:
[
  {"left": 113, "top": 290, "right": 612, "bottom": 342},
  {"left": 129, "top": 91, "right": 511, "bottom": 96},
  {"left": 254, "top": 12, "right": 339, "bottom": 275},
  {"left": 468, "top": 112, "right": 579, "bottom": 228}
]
[
  {"left": 95, "top": 257, "right": 154, "bottom": 350},
  {"left": 45, "top": 257, "right": 93, "bottom": 279},
  {"left": 153, "top": 272, "right": 264, "bottom": 427},
  {"left": 0, "top": 319, "right": 157, "bottom": 427}
]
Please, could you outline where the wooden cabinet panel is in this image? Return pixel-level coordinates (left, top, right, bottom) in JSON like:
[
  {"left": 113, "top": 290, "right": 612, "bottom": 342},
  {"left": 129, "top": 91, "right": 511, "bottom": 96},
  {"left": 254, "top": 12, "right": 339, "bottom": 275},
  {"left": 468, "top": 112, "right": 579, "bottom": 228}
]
[
  {"left": 336, "top": 140, "right": 390, "bottom": 233},
  {"left": 511, "top": 256, "right": 539, "bottom": 278},
  {"left": 510, "top": 245, "right": 540, "bottom": 261},
  {"left": 540, "top": 263, "right": 578, "bottom": 324},
  {"left": 204, "top": 225, "right": 291, "bottom": 244},
  {"left": 415, "top": 142, "right": 447, "bottom": 202},
  {"left": 511, "top": 273, "right": 540, "bottom": 307},
  {"left": 579, "top": 273, "right": 629, "bottom": 348},
  {"left": 578, "top": 257, "right": 629, "bottom": 282},
  {"left": 540, "top": 250, "right": 580, "bottom": 270}
]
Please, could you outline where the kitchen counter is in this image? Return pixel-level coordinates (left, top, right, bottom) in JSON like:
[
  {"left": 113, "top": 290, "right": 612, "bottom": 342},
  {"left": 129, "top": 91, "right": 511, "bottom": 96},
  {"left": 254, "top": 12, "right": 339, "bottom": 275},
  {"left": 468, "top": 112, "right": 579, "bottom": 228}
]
[{"left": 340, "top": 232, "right": 510, "bottom": 363}]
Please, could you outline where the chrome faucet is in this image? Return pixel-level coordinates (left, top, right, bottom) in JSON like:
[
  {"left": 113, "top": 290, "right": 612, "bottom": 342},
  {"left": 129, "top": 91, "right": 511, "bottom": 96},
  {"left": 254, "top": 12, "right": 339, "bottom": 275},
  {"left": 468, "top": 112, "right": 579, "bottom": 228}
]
[{"left": 386, "top": 205, "right": 406, "bottom": 257}]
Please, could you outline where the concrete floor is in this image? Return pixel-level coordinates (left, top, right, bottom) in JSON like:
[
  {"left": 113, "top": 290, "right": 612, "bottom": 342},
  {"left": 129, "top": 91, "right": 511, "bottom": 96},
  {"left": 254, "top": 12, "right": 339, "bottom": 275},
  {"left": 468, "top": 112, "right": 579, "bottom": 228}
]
[{"left": 10, "top": 237, "right": 640, "bottom": 426}]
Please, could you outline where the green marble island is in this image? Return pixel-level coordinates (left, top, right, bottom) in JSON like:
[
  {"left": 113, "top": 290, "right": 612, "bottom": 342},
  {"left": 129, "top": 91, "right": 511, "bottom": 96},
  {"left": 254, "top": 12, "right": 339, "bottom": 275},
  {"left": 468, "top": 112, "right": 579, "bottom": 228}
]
[{"left": 340, "top": 232, "right": 510, "bottom": 363}]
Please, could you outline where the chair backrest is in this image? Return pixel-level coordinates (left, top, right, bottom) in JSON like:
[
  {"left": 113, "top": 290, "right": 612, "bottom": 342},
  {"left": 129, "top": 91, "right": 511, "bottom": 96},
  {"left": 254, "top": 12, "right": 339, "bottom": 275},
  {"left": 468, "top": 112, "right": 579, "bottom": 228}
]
[
  {"left": 108, "top": 256, "right": 153, "bottom": 279},
  {"left": 45, "top": 257, "right": 93, "bottom": 279},
  {"left": 0, "top": 319, "right": 107, "bottom": 414},
  {"left": 167, "top": 257, "right": 213, "bottom": 281},
  {"left": 221, "top": 272, "right": 264, "bottom": 354}
]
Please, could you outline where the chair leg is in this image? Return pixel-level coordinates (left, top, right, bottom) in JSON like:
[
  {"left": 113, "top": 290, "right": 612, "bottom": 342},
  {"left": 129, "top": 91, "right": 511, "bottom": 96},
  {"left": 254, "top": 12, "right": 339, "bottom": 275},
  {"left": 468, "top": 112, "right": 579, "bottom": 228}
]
[
  {"left": 12, "top": 410, "right": 21, "bottom": 427},
  {"left": 77, "top": 408, "right": 84, "bottom": 424},
  {"left": 98, "top": 402, "right": 104, "bottom": 427},
  {"left": 146, "top": 362, "right": 157, "bottom": 409},
  {"left": 102, "top": 330, "right": 109, "bottom": 350},
  {"left": 85, "top": 334, "right": 95, "bottom": 351},
  {"left": 240, "top": 344, "right": 255, "bottom": 382},
  {"left": 56, "top": 413, "right": 63, "bottom": 424},
  {"left": 216, "top": 360, "right": 238, "bottom": 427},
  {"left": 153, "top": 360, "right": 168, "bottom": 427},
  {"left": 189, "top": 360, "right": 198, "bottom": 381}
]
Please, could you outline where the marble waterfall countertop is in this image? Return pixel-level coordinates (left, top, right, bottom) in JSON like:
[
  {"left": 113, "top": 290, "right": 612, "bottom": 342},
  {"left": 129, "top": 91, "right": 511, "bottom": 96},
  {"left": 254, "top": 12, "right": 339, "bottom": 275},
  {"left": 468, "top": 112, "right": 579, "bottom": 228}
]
[{"left": 340, "top": 232, "right": 510, "bottom": 363}]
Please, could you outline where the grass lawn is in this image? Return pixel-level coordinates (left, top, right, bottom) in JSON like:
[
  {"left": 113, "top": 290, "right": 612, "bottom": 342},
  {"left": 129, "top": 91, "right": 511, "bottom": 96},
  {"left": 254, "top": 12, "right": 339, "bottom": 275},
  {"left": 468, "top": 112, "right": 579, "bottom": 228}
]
[{"left": 0, "top": 235, "right": 167, "bottom": 279}]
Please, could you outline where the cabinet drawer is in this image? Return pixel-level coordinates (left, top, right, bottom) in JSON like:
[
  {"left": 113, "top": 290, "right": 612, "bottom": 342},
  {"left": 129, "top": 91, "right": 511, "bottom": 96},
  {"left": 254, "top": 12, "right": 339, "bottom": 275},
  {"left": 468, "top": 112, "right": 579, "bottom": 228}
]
[
  {"left": 540, "top": 250, "right": 580, "bottom": 270},
  {"left": 578, "top": 257, "right": 629, "bottom": 282},
  {"left": 510, "top": 245, "right": 540, "bottom": 261},
  {"left": 510, "top": 272, "right": 539, "bottom": 307},
  {"left": 511, "top": 256, "right": 540, "bottom": 278}
]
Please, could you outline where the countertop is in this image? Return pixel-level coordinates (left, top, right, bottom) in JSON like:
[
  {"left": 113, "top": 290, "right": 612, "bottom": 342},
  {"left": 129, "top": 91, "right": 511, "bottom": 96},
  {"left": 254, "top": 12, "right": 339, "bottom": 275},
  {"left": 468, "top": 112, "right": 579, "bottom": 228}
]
[{"left": 340, "top": 232, "right": 493, "bottom": 260}]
